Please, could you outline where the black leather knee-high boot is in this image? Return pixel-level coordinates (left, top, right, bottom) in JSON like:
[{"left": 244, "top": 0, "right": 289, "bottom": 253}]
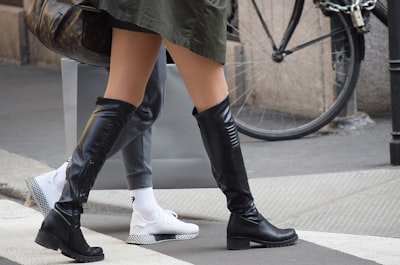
[
  {"left": 35, "top": 97, "right": 136, "bottom": 262},
  {"left": 193, "top": 97, "right": 298, "bottom": 250}
]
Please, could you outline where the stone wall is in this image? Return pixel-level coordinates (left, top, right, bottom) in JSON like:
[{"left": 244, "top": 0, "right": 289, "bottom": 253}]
[
  {"left": 0, "top": 0, "right": 61, "bottom": 69},
  {"left": 0, "top": 4, "right": 28, "bottom": 65}
]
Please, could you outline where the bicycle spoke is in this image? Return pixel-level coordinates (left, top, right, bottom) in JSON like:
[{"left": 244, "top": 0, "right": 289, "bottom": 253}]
[
  {"left": 227, "top": 21, "right": 271, "bottom": 54},
  {"left": 226, "top": 1, "right": 361, "bottom": 140}
]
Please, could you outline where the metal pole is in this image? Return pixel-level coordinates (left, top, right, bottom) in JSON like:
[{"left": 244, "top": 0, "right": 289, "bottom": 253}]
[{"left": 387, "top": 0, "right": 400, "bottom": 165}]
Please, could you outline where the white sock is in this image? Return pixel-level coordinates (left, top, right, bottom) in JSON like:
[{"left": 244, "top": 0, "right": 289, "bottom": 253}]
[
  {"left": 130, "top": 187, "right": 162, "bottom": 222},
  {"left": 53, "top": 160, "right": 69, "bottom": 193}
]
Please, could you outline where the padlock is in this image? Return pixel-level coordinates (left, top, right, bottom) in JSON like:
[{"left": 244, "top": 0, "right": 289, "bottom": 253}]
[{"left": 351, "top": 7, "right": 365, "bottom": 28}]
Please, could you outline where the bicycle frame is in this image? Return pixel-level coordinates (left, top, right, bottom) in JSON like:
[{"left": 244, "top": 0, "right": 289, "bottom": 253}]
[
  {"left": 251, "top": 0, "right": 366, "bottom": 61},
  {"left": 251, "top": 0, "right": 304, "bottom": 61}
]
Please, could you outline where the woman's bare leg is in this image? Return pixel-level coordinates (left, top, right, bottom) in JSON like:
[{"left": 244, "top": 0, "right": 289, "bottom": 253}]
[
  {"left": 105, "top": 30, "right": 226, "bottom": 110},
  {"left": 162, "top": 39, "right": 228, "bottom": 112},
  {"left": 104, "top": 28, "right": 162, "bottom": 107}
]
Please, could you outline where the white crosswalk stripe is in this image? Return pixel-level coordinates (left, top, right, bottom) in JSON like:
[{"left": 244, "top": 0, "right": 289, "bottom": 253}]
[
  {"left": 298, "top": 230, "right": 400, "bottom": 265},
  {"left": 1, "top": 197, "right": 400, "bottom": 265},
  {"left": 0, "top": 200, "right": 192, "bottom": 265}
]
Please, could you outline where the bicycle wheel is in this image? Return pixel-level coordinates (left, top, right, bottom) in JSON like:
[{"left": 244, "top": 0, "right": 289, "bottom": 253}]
[{"left": 226, "top": 0, "right": 363, "bottom": 140}]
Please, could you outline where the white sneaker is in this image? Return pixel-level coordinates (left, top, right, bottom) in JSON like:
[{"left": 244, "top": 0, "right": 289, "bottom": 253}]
[
  {"left": 126, "top": 209, "right": 199, "bottom": 244},
  {"left": 26, "top": 170, "right": 62, "bottom": 216}
]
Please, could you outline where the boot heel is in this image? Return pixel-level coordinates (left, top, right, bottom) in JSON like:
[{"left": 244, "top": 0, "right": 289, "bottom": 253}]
[
  {"left": 35, "top": 229, "right": 61, "bottom": 250},
  {"left": 227, "top": 237, "right": 250, "bottom": 250}
]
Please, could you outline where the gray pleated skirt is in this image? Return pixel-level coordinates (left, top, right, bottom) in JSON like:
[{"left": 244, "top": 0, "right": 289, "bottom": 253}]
[{"left": 98, "top": 0, "right": 228, "bottom": 64}]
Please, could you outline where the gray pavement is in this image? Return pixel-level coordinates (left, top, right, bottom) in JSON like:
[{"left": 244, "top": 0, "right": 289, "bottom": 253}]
[{"left": 1, "top": 63, "right": 400, "bottom": 265}]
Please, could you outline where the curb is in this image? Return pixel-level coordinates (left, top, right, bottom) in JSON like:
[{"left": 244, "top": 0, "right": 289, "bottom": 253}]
[{"left": 2, "top": 148, "right": 400, "bottom": 239}]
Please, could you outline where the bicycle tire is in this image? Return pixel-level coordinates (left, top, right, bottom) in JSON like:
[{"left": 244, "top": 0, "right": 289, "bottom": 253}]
[{"left": 226, "top": 1, "right": 363, "bottom": 141}]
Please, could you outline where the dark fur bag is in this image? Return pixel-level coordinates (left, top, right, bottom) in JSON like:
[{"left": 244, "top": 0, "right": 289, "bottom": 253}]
[{"left": 25, "top": 0, "right": 111, "bottom": 66}]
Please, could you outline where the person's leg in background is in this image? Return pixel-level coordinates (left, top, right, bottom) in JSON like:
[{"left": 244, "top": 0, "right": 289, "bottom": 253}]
[
  {"left": 121, "top": 128, "right": 198, "bottom": 244},
  {"left": 26, "top": 44, "right": 165, "bottom": 216},
  {"left": 26, "top": 44, "right": 198, "bottom": 245}
]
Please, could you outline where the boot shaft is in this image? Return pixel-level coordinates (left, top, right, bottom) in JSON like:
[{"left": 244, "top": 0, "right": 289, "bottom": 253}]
[
  {"left": 193, "top": 97, "right": 254, "bottom": 214},
  {"left": 59, "top": 97, "right": 136, "bottom": 208}
]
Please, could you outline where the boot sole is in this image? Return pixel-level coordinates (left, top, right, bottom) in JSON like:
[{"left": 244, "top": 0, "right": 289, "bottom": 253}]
[
  {"left": 60, "top": 247, "right": 104, "bottom": 263},
  {"left": 227, "top": 234, "right": 299, "bottom": 250},
  {"left": 35, "top": 229, "right": 104, "bottom": 262}
]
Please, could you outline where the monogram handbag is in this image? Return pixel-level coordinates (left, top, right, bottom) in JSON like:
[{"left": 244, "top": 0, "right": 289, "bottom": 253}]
[{"left": 25, "top": 0, "right": 111, "bottom": 66}]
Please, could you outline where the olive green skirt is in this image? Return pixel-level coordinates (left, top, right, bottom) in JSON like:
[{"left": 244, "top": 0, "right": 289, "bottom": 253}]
[{"left": 98, "top": 0, "right": 228, "bottom": 64}]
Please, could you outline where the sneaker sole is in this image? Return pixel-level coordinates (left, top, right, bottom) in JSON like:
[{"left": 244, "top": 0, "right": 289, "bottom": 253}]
[
  {"left": 25, "top": 178, "right": 51, "bottom": 216},
  {"left": 126, "top": 232, "right": 199, "bottom": 245}
]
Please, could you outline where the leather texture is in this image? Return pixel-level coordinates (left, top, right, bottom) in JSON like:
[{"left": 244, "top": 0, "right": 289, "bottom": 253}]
[
  {"left": 226, "top": 211, "right": 298, "bottom": 249},
  {"left": 58, "top": 97, "right": 136, "bottom": 208},
  {"left": 193, "top": 97, "right": 298, "bottom": 249},
  {"left": 25, "top": 0, "right": 111, "bottom": 66},
  {"left": 193, "top": 97, "right": 254, "bottom": 215},
  {"left": 35, "top": 208, "right": 104, "bottom": 262},
  {"left": 35, "top": 97, "right": 135, "bottom": 262}
]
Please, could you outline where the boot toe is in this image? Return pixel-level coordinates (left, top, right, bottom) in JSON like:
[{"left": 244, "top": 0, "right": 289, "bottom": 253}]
[
  {"left": 227, "top": 213, "right": 298, "bottom": 249},
  {"left": 90, "top": 246, "right": 104, "bottom": 256},
  {"left": 282, "top": 228, "right": 297, "bottom": 241},
  {"left": 258, "top": 217, "right": 298, "bottom": 243}
]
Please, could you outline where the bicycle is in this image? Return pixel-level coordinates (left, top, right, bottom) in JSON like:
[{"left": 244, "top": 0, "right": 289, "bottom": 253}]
[{"left": 225, "top": 0, "right": 388, "bottom": 141}]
